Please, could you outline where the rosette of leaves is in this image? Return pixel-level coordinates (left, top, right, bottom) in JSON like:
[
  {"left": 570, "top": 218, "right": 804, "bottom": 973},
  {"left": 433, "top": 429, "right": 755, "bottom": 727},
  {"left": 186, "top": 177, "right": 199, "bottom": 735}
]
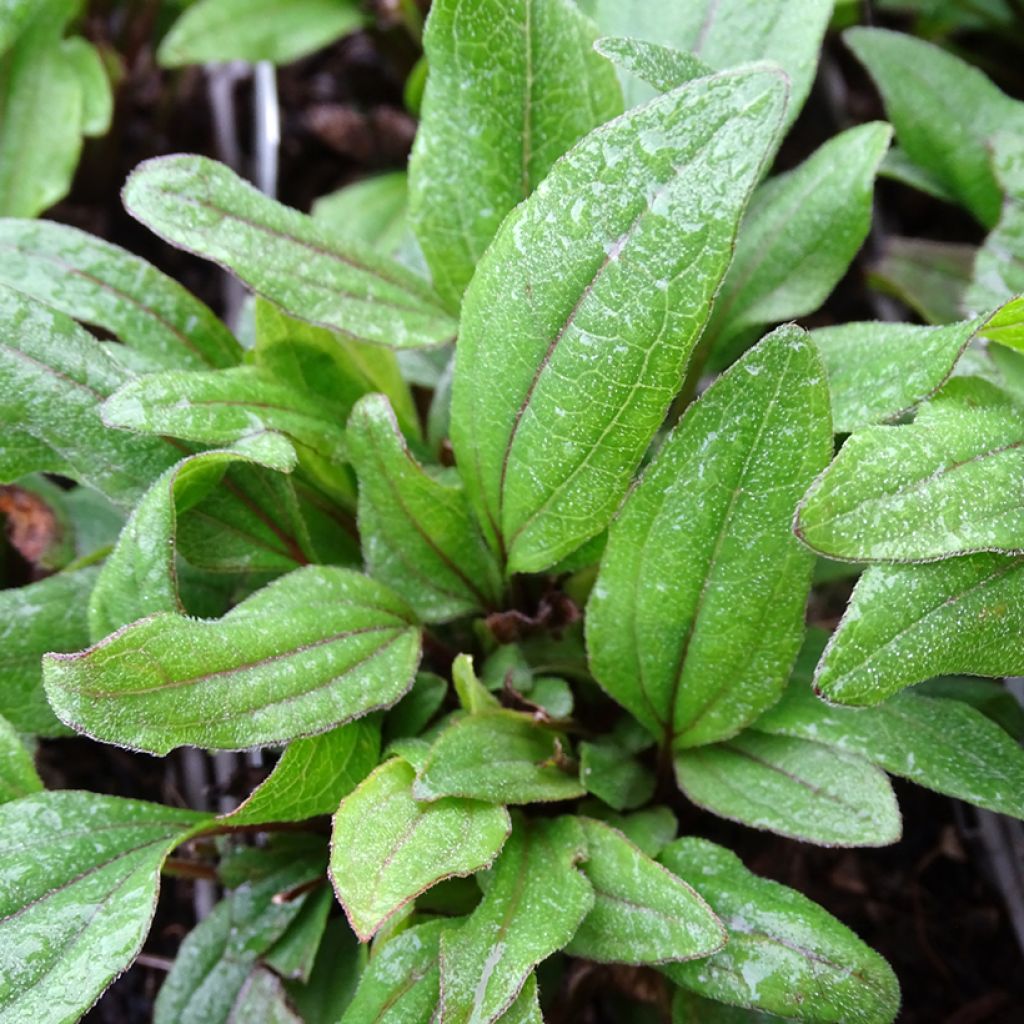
[{"left": 1, "top": 2, "right": 1023, "bottom": 1023}]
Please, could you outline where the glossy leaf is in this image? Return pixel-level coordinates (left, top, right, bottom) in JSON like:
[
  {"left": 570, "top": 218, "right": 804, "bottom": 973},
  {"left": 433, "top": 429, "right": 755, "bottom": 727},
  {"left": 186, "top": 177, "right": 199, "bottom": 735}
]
[
  {"left": 0, "top": 791, "right": 208, "bottom": 1024},
  {"left": 0, "top": 712, "right": 42, "bottom": 803},
  {"left": 347, "top": 394, "right": 504, "bottom": 622},
  {"left": 566, "top": 818, "right": 724, "bottom": 965},
  {"left": 587, "top": 327, "right": 832, "bottom": 748},
  {"left": 45, "top": 566, "right": 421, "bottom": 754},
  {"left": 413, "top": 709, "right": 585, "bottom": 805},
  {"left": 660, "top": 837, "right": 901, "bottom": 1022},
  {"left": 408, "top": 0, "right": 622, "bottom": 307},
  {"left": 0, "top": 218, "right": 240, "bottom": 370},
  {"left": 869, "top": 236, "right": 974, "bottom": 326},
  {"left": 451, "top": 68, "right": 788, "bottom": 573},
  {"left": 330, "top": 758, "right": 511, "bottom": 940},
  {"left": 123, "top": 156, "right": 456, "bottom": 350},
  {"left": 674, "top": 732, "right": 902, "bottom": 847},
  {"left": 438, "top": 815, "right": 593, "bottom": 1024},
  {"left": 579, "top": 741, "right": 654, "bottom": 811}
]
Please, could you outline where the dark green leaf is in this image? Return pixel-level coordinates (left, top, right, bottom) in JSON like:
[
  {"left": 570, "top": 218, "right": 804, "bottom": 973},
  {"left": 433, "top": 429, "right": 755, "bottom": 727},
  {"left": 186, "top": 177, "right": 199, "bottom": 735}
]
[
  {"left": 868, "top": 236, "right": 974, "bottom": 326},
  {"left": 579, "top": 741, "right": 654, "bottom": 811},
  {"left": 0, "top": 712, "right": 42, "bottom": 802},
  {"left": 263, "top": 886, "right": 333, "bottom": 983}
]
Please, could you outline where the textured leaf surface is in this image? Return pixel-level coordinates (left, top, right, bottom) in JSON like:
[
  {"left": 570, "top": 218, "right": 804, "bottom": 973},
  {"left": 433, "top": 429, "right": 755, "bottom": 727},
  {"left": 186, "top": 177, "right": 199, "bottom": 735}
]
[
  {"left": 123, "top": 156, "right": 456, "bottom": 350},
  {"left": 413, "top": 710, "right": 585, "bottom": 805},
  {"left": 45, "top": 566, "right": 421, "bottom": 754},
  {"left": 438, "top": 815, "right": 592, "bottom": 1024},
  {"left": 578, "top": 741, "right": 654, "bottom": 811},
  {"left": 587, "top": 327, "right": 831, "bottom": 748},
  {"left": 451, "top": 69, "right": 787, "bottom": 573},
  {"left": 660, "top": 837, "right": 900, "bottom": 1023},
  {"left": 674, "top": 732, "right": 901, "bottom": 847},
  {"left": 594, "top": 37, "right": 711, "bottom": 95},
  {"left": 0, "top": 712, "right": 42, "bottom": 802},
  {"left": 0, "top": 792, "right": 207, "bottom": 1024},
  {"left": 330, "top": 758, "right": 510, "bottom": 940},
  {"left": 673, "top": 990, "right": 781, "bottom": 1022},
  {"left": 566, "top": 818, "right": 724, "bottom": 965},
  {"left": 869, "top": 236, "right": 974, "bottom": 326},
  {"left": 814, "top": 553, "right": 1024, "bottom": 705},
  {"left": 348, "top": 394, "right": 503, "bottom": 622}
]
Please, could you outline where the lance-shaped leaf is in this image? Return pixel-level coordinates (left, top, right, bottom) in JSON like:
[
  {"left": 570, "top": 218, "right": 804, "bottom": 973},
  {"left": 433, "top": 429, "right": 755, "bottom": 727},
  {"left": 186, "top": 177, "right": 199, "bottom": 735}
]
[
  {"left": 330, "top": 758, "right": 511, "bottom": 940},
  {"left": 869, "top": 236, "right": 975, "bottom": 326},
  {"left": 348, "top": 394, "right": 503, "bottom": 623},
  {"left": 845, "top": 27, "right": 1024, "bottom": 227},
  {"left": 796, "top": 393, "right": 1024, "bottom": 562},
  {"left": 122, "top": 156, "right": 456, "bottom": 350},
  {"left": 814, "top": 553, "right": 1024, "bottom": 706},
  {"left": 0, "top": 712, "right": 42, "bottom": 803},
  {"left": 408, "top": 0, "right": 622, "bottom": 307},
  {"left": 0, "top": 566, "right": 97, "bottom": 735},
  {"left": 587, "top": 327, "right": 832, "bottom": 748},
  {"left": 0, "top": 791, "right": 208, "bottom": 1024},
  {"left": 594, "top": 38, "right": 712, "bottom": 96},
  {"left": 708, "top": 123, "right": 892, "bottom": 359},
  {"left": 660, "top": 838, "right": 900, "bottom": 1023},
  {"left": 0, "top": 218, "right": 240, "bottom": 370},
  {"left": 263, "top": 886, "right": 333, "bottom": 983},
  {"left": 566, "top": 818, "right": 724, "bottom": 965},
  {"left": 674, "top": 732, "right": 901, "bottom": 847},
  {"left": 0, "top": 285, "right": 178, "bottom": 504},
  {"left": 224, "top": 719, "right": 380, "bottom": 826},
  {"left": 451, "top": 68, "right": 787, "bottom": 573},
  {"left": 413, "top": 709, "right": 585, "bottom": 805},
  {"left": 752, "top": 681, "right": 1024, "bottom": 819},
  {"left": 44, "top": 566, "right": 421, "bottom": 754},
  {"left": 438, "top": 815, "right": 593, "bottom": 1024}
]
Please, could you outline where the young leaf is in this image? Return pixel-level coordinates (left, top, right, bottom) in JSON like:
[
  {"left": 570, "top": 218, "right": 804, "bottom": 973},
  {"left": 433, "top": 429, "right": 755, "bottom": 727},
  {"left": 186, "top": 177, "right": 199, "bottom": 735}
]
[
  {"left": 660, "top": 838, "right": 900, "bottom": 1023},
  {"left": 752, "top": 682, "right": 1024, "bottom": 819},
  {"left": 44, "top": 566, "right": 422, "bottom": 754},
  {"left": 594, "top": 37, "right": 712, "bottom": 96},
  {"left": 0, "top": 218, "right": 240, "bottom": 370},
  {"left": 579, "top": 741, "right": 655, "bottom": 811},
  {"left": 674, "top": 732, "right": 902, "bottom": 847},
  {"left": 159, "top": 0, "right": 364, "bottom": 66},
  {"left": 347, "top": 394, "right": 504, "bottom": 622},
  {"left": 413, "top": 709, "right": 585, "bottom": 805},
  {"left": 438, "top": 815, "right": 593, "bottom": 1024},
  {"left": 869, "top": 236, "right": 975, "bottom": 326},
  {"left": 707, "top": 123, "right": 893, "bottom": 359},
  {"left": 587, "top": 327, "right": 832, "bottom": 748},
  {"left": 565, "top": 818, "right": 725, "bottom": 965},
  {"left": 122, "top": 156, "right": 456, "bottom": 350},
  {"left": 0, "top": 712, "right": 42, "bottom": 803},
  {"left": 845, "top": 26, "right": 1024, "bottom": 227},
  {"left": 329, "top": 758, "right": 511, "bottom": 940},
  {"left": 0, "top": 791, "right": 208, "bottom": 1024},
  {"left": 451, "top": 68, "right": 788, "bottom": 573},
  {"left": 452, "top": 652, "right": 501, "bottom": 715},
  {"left": 814, "top": 553, "right": 1024, "bottom": 706},
  {"left": 408, "top": 0, "right": 623, "bottom": 307}
]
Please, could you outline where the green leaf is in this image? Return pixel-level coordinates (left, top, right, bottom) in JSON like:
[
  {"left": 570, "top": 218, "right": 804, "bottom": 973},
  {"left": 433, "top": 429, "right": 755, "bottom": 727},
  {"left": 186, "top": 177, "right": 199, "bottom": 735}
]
[
  {"left": 579, "top": 741, "right": 654, "bottom": 811},
  {"left": 868, "top": 236, "right": 974, "bottom": 326},
  {"left": 594, "top": 37, "right": 712, "bottom": 95},
  {"left": 916, "top": 676, "right": 1024, "bottom": 741},
  {"left": 452, "top": 653, "right": 500, "bottom": 715},
  {"left": 844, "top": 26, "right": 1024, "bottom": 227},
  {"left": 673, "top": 731, "right": 902, "bottom": 847},
  {"left": 0, "top": 0, "right": 38, "bottom": 53},
  {"left": 673, "top": 989, "right": 782, "bottom": 1023},
  {"left": 0, "top": 218, "right": 240, "bottom": 370},
  {"left": 438, "top": 815, "right": 593, "bottom": 1024},
  {"left": 348, "top": 394, "right": 504, "bottom": 622},
  {"left": 0, "top": 791, "right": 208, "bottom": 1024},
  {"left": 330, "top": 758, "right": 511, "bottom": 940},
  {"left": 977, "top": 292, "right": 1024, "bottom": 352},
  {"left": 44, "top": 566, "right": 421, "bottom": 754},
  {"left": 796, "top": 389, "right": 1024, "bottom": 561},
  {"left": 230, "top": 970, "right": 303, "bottom": 1024},
  {"left": 660, "top": 837, "right": 901, "bottom": 1023},
  {"left": 752, "top": 681, "right": 1024, "bottom": 819},
  {"left": 585, "top": 805, "right": 678, "bottom": 858},
  {"left": 878, "top": 146, "right": 959, "bottom": 204},
  {"left": 159, "top": 0, "right": 364, "bottom": 66},
  {"left": 287, "top": 919, "right": 365, "bottom": 1024},
  {"left": 0, "top": 712, "right": 41, "bottom": 802},
  {"left": 263, "top": 886, "right": 333, "bottom": 983},
  {"left": 60, "top": 36, "right": 112, "bottom": 137},
  {"left": 408, "top": 0, "right": 623, "bottom": 307},
  {"left": 312, "top": 171, "right": 410, "bottom": 258},
  {"left": 814, "top": 553, "right": 1024, "bottom": 706},
  {"left": 413, "top": 710, "right": 585, "bottom": 805},
  {"left": 385, "top": 671, "right": 448, "bottom": 741},
  {"left": 587, "top": 327, "right": 832, "bottom": 748},
  {"left": 0, "top": 567, "right": 97, "bottom": 735},
  {"left": 566, "top": 818, "right": 724, "bottom": 965},
  {"left": 451, "top": 68, "right": 787, "bottom": 573},
  {"left": 224, "top": 719, "right": 380, "bottom": 826},
  {"left": 708, "top": 123, "right": 892, "bottom": 358},
  {"left": 123, "top": 156, "right": 456, "bottom": 350}
]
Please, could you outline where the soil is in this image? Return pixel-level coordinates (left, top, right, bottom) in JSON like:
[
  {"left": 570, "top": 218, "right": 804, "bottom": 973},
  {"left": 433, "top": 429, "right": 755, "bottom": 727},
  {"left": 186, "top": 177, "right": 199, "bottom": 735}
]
[{"left": 6, "top": 2, "right": 1024, "bottom": 1021}]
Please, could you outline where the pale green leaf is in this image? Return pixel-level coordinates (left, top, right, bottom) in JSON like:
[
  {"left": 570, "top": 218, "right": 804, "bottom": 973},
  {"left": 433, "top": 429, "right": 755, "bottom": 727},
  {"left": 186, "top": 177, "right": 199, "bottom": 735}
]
[
  {"left": 594, "top": 37, "right": 712, "bottom": 94},
  {"left": 60, "top": 36, "right": 111, "bottom": 136},
  {"left": 0, "top": 0, "right": 39, "bottom": 52},
  {"left": 452, "top": 653, "right": 500, "bottom": 716},
  {"left": 661, "top": 837, "right": 900, "bottom": 1023},
  {"left": 878, "top": 146, "right": 958, "bottom": 204},
  {"left": 230, "top": 969, "right": 303, "bottom": 1024},
  {"left": 451, "top": 68, "right": 787, "bottom": 573},
  {"left": 0, "top": 712, "right": 41, "bottom": 802},
  {"left": 673, "top": 732, "right": 902, "bottom": 847},
  {"left": 313, "top": 171, "right": 410, "bottom": 258},
  {"left": 330, "top": 758, "right": 511, "bottom": 940},
  {"left": 579, "top": 740, "right": 654, "bottom": 811},
  {"left": 44, "top": 566, "right": 421, "bottom": 754},
  {"left": 587, "top": 327, "right": 832, "bottom": 748},
  {"left": 408, "top": 0, "right": 623, "bottom": 307},
  {"left": 584, "top": 805, "right": 678, "bottom": 858},
  {"left": 868, "top": 236, "right": 974, "bottom": 325},
  {"left": 977, "top": 292, "right": 1024, "bottom": 352}
]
